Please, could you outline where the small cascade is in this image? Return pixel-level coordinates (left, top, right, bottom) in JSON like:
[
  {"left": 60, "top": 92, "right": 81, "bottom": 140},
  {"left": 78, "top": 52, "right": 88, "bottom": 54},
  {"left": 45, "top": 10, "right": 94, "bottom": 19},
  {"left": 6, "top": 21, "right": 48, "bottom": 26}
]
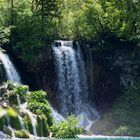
[
  {"left": 0, "top": 51, "right": 22, "bottom": 84},
  {"left": 51, "top": 108, "right": 64, "bottom": 123},
  {"left": 52, "top": 40, "right": 100, "bottom": 130},
  {"left": 0, "top": 50, "right": 61, "bottom": 137},
  {"left": 6, "top": 116, "right": 15, "bottom": 138},
  {"left": 20, "top": 102, "right": 37, "bottom": 136},
  {"left": 18, "top": 116, "right": 25, "bottom": 130},
  {"left": 17, "top": 95, "right": 25, "bottom": 130}
]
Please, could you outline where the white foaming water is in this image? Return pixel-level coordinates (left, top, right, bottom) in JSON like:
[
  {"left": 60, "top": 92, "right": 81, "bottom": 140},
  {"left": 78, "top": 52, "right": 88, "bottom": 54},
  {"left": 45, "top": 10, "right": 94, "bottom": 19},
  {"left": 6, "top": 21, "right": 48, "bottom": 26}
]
[
  {"left": 51, "top": 108, "right": 64, "bottom": 123},
  {"left": 52, "top": 40, "right": 100, "bottom": 130},
  {"left": 20, "top": 102, "right": 37, "bottom": 136},
  {"left": 0, "top": 51, "right": 22, "bottom": 84},
  {"left": 17, "top": 95, "right": 25, "bottom": 130}
]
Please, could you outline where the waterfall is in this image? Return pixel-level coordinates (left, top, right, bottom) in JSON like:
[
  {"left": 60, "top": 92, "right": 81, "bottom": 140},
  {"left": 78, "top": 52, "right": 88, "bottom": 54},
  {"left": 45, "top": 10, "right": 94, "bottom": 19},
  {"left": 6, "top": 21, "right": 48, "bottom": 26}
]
[
  {"left": 52, "top": 40, "right": 100, "bottom": 130},
  {"left": 0, "top": 50, "right": 61, "bottom": 137},
  {"left": 0, "top": 51, "right": 22, "bottom": 84},
  {"left": 51, "top": 108, "right": 64, "bottom": 122}
]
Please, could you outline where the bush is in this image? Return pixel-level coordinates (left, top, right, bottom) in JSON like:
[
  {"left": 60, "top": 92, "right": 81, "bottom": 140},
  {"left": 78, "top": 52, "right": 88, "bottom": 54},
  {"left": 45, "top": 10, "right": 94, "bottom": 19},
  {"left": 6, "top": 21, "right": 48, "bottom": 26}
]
[
  {"left": 27, "top": 90, "right": 46, "bottom": 103},
  {"left": 51, "top": 115, "right": 83, "bottom": 138},
  {"left": 27, "top": 90, "right": 53, "bottom": 127}
]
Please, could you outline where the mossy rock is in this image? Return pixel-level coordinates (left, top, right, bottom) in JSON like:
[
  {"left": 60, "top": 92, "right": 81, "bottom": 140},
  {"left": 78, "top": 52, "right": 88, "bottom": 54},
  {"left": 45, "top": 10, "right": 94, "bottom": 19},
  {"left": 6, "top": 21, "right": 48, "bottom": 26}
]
[
  {"left": 24, "top": 115, "right": 33, "bottom": 134},
  {"left": 0, "top": 108, "right": 9, "bottom": 130},
  {"left": 36, "top": 115, "right": 50, "bottom": 137},
  {"left": 7, "top": 108, "right": 21, "bottom": 130},
  {"left": 15, "top": 130, "right": 29, "bottom": 138},
  {"left": 36, "top": 116, "right": 43, "bottom": 136},
  {"left": 3, "top": 126, "right": 12, "bottom": 137}
]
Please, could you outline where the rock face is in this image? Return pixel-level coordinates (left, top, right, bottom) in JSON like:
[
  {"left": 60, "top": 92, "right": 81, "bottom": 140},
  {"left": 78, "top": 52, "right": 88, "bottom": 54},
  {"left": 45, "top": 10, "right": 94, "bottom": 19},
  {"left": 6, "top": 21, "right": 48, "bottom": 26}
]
[
  {"left": 0, "top": 61, "right": 6, "bottom": 84},
  {"left": 3, "top": 41, "right": 140, "bottom": 113},
  {"left": 91, "top": 44, "right": 140, "bottom": 110},
  {"left": 11, "top": 42, "right": 139, "bottom": 112}
]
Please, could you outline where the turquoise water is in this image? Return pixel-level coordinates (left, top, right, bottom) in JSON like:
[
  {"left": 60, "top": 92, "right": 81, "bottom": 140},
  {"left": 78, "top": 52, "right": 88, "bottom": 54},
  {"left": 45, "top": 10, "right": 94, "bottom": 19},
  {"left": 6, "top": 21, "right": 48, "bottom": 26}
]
[
  {"left": 50, "top": 137, "right": 140, "bottom": 140},
  {"left": 39, "top": 137, "right": 140, "bottom": 140},
  {"left": 3, "top": 137, "right": 140, "bottom": 140},
  {"left": 56, "top": 138, "right": 140, "bottom": 140},
  {"left": 1, "top": 136, "right": 140, "bottom": 140}
]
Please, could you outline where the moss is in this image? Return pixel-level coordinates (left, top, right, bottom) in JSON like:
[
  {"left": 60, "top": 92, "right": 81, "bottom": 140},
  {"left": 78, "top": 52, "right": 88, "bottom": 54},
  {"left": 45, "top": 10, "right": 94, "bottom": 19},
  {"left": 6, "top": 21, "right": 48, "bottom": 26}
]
[
  {"left": 7, "top": 108, "right": 21, "bottom": 130},
  {"left": 36, "top": 115, "right": 50, "bottom": 137},
  {"left": 24, "top": 115, "right": 33, "bottom": 134},
  {"left": 0, "top": 108, "right": 8, "bottom": 130},
  {"left": 42, "top": 117, "right": 50, "bottom": 137},
  {"left": 0, "top": 82, "right": 53, "bottom": 137},
  {"left": 36, "top": 116, "right": 43, "bottom": 136},
  {"left": 14, "top": 130, "right": 29, "bottom": 138}
]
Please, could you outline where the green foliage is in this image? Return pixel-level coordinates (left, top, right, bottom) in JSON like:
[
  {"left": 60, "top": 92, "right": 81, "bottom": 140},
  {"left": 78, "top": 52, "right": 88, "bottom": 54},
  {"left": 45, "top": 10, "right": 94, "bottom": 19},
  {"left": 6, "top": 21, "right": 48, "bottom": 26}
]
[
  {"left": 27, "top": 90, "right": 46, "bottom": 103},
  {"left": 27, "top": 90, "right": 53, "bottom": 126},
  {"left": 0, "top": 81, "right": 54, "bottom": 137},
  {"left": 57, "top": 0, "right": 140, "bottom": 42},
  {"left": 51, "top": 115, "right": 83, "bottom": 138},
  {"left": 36, "top": 115, "right": 50, "bottom": 137},
  {"left": 1, "top": 0, "right": 140, "bottom": 61},
  {"left": 0, "top": 81, "right": 28, "bottom": 105},
  {"left": 0, "top": 107, "right": 21, "bottom": 131},
  {"left": 24, "top": 115, "right": 33, "bottom": 134},
  {"left": 7, "top": 108, "right": 21, "bottom": 130},
  {"left": 0, "top": 27, "right": 11, "bottom": 45}
]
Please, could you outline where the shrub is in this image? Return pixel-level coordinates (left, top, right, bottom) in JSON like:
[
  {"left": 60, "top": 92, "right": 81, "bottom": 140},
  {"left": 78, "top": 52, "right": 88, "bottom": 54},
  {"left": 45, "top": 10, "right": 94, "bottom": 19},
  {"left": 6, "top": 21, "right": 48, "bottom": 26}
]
[
  {"left": 27, "top": 90, "right": 53, "bottom": 126},
  {"left": 51, "top": 115, "right": 83, "bottom": 138}
]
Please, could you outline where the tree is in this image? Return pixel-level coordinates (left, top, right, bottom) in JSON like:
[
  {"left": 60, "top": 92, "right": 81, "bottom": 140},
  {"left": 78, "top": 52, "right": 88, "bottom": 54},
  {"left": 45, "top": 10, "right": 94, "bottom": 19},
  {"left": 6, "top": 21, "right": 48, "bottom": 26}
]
[
  {"left": 32, "top": 0, "right": 62, "bottom": 32},
  {"left": 11, "top": 0, "right": 14, "bottom": 25}
]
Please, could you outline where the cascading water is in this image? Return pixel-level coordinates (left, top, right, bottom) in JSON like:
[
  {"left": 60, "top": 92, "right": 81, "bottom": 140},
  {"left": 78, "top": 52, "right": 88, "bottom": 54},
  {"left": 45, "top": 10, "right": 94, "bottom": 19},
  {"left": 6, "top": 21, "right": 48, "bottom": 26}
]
[
  {"left": 0, "top": 50, "right": 63, "bottom": 137},
  {"left": 0, "top": 51, "right": 22, "bottom": 84},
  {"left": 20, "top": 102, "right": 37, "bottom": 136},
  {"left": 52, "top": 41, "right": 100, "bottom": 130},
  {"left": 0, "top": 51, "right": 37, "bottom": 137},
  {"left": 0, "top": 51, "right": 25, "bottom": 136}
]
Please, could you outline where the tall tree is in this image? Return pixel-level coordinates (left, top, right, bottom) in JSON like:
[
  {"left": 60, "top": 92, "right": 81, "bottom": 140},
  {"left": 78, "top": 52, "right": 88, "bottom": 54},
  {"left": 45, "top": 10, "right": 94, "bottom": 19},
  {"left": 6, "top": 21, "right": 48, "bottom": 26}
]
[{"left": 32, "top": 0, "right": 62, "bottom": 32}]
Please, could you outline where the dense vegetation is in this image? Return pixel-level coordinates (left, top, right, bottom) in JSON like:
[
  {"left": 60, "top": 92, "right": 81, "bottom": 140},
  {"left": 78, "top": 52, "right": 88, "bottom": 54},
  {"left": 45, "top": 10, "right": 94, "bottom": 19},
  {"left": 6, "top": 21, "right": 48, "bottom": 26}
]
[
  {"left": 0, "top": 0, "right": 140, "bottom": 62},
  {"left": 51, "top": 115, "right": 83, "bottom": 138},
  {"left": 1, "top": 0, "right": 140, "bottom": 137},
  {"left": 0, "top": 81, "right": 82, "bottom": 138}
]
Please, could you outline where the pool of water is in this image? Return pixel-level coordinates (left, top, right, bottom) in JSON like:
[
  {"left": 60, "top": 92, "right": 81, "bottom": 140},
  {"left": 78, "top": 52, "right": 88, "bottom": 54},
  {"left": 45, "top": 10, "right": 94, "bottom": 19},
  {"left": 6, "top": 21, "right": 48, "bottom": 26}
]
[
  {"left": 58, "top": 137, "right": 139, "bottom": 140},
  {"left": 1, "top": 136, "right": 140, "bottom": 140},
  {"left": 3, "top": 136, "right": 140, "bottom": 140}
]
